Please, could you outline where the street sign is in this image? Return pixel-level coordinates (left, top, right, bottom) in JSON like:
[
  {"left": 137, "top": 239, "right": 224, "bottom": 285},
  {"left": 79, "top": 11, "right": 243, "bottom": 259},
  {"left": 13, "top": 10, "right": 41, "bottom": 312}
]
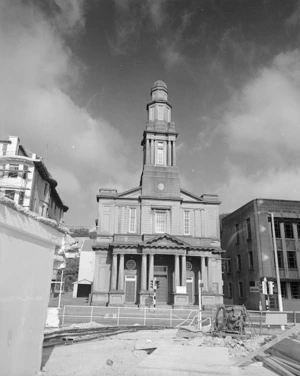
[{"left": 250, "top": 286, "right": 259, "bottom": 293}]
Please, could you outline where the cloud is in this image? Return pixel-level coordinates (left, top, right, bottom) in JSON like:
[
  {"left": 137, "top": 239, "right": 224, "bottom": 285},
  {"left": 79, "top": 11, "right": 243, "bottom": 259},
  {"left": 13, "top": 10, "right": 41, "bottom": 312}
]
[
  {"left": 216, "top": 164, "right": 300, "bottom": 213},
  {"left": 216, "top": 48, "right": 300, "bottom": 212},
  {"left": 0, "top": 1, "right": 136, "bottom": 224},
  {"left": 223, "top": 49, "right": 300, "bottom": 159}
]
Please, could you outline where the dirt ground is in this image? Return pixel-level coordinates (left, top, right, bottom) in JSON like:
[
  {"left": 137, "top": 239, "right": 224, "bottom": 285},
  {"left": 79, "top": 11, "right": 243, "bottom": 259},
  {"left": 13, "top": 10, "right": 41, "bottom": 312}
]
[{"left": 41, "top": 329, "right": 175, "bottom": 376}]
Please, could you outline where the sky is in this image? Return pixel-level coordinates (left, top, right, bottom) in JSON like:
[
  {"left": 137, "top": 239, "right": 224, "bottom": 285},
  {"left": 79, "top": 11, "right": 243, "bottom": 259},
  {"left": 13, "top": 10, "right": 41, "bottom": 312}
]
[{"left": 2, "top": 0, "right": 300, "bottom": 226}]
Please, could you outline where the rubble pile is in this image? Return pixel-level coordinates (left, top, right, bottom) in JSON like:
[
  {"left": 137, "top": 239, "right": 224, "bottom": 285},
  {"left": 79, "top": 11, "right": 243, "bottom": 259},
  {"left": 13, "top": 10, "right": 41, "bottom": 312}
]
[{"left": 177, "top": 332, "right": 267, "bottom": 360}]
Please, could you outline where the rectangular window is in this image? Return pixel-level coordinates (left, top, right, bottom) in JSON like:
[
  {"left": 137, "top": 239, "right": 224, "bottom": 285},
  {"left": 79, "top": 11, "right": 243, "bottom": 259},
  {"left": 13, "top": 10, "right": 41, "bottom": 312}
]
[
  {"left": 118, "top": 206, "right": 122, "bottom": 233},
  {"left": 277, "top": 250, "right": 284, "bottom": 268},
  {"left": 284, "top": 222, "right": 294, "bottom": 239},
  {"left": 238, "top": 282, "right": 243, "bottom": 298},
  {"left": 18, "top": 191, "right": 25, "bottom": 205},
  {"left": 290, "top": 282, "right": 300, "bottom": 299},
  {"left": 281, "top": 282, "right": 287, "bottom": 299},
  {"left": 22, "top": 165, "right": 28, "bottom": 179},
  {"left": 184, "top": 211, "right": 190, "bottom": 235},
  {"left": 248, "top": 251, "right": 254, "bottom": 270},
  {"left": 2, "top": 143, "right": 7, "bottom": 156},
  {"left": 287, "top": 251, "right": 297, "bottom": 269},
  {"left": 246, "top": 218, "right": 251, "bottom": 239},
  {"left": 228, "top": 283, "right": 232, "bottom": 299},
  {"left": 212, "top": 283, "right": 219, "bottom": 293},
  {"left": 227, "top": 259, "right": 232, "bottom": 274},
  {"left": 155, "top": 211, "right": 166, "bottom": 233},
  {"left": 273, "top": 219, "right": 281, "bottom": 238},
  {"left": 235, "top": 224, "right": 240, "bottom": 244},
  {"left": 129, "top": 208, "right": 136, "bottom": 233},
  {"left": 236, "top": 255, "right": 242, "bottom": 271},
  {"left": 157, "top": 141, "right": 164, "bottom": 165},
  {"left": 5, "top": 190, "right": 15, "bottom": 201},
  {"left": 0, "top": 164, "right": 4, "bottom": 177},
  {"left": 8, "top": 163, "right": 19, "bottom": 178}
]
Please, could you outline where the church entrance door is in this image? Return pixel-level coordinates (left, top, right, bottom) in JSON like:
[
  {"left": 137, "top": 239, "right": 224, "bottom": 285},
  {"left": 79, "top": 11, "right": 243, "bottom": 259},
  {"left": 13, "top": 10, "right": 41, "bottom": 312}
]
[{"left": 154, "top": 266, "right": 168, "bottom": 304}]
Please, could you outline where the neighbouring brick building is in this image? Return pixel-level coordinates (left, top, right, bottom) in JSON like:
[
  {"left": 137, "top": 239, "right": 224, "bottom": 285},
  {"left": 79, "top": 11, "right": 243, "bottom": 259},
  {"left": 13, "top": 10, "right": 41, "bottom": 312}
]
[
  {"left": 221, "top": 198, "right": 300, "bottom": 310},
  {"left": 91, "top": 81, "right": 224, "bottom": 308}
]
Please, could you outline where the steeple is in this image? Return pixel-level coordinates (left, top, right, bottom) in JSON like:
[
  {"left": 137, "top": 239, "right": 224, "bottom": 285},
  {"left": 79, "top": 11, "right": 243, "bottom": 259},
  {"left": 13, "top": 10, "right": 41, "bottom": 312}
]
[{"left": 140, "top": 81, "right": 181, "bottom": 199}]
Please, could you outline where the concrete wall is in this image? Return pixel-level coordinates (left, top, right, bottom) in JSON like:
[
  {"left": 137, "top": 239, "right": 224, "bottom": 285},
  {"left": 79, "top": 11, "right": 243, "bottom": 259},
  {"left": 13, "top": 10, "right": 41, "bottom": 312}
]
[{"left": 0, "top": 201, "right": 64, "bottom": 376}]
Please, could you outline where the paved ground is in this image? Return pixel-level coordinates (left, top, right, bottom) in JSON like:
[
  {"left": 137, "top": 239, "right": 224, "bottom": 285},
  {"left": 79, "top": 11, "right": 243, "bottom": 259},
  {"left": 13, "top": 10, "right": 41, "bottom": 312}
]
[{"left": 41, "top": 328, "right": 278, "bottom": 376}]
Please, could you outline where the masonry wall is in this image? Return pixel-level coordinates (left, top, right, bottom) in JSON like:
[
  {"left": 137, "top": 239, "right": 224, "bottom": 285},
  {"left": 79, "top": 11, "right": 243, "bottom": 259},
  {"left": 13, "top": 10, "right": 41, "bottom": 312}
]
[{"left": 0, "top": 202, "right": 64, "bottom": 376}]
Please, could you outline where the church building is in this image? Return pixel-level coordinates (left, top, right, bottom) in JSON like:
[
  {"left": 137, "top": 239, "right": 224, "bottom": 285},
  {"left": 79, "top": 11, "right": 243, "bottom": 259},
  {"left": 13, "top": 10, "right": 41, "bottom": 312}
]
[{"left": 91, "top": 81, "right": 224, "bottom": 307}]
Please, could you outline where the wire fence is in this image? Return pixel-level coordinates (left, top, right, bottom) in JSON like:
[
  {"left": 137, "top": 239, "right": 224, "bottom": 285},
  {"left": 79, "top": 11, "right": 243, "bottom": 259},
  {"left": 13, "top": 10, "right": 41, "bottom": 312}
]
[
  {"left": 58, "top": 305, "right": 300, "bottom": 332},
  {"left": 59, "top": 306, "right": 211, "bottom": 328}
]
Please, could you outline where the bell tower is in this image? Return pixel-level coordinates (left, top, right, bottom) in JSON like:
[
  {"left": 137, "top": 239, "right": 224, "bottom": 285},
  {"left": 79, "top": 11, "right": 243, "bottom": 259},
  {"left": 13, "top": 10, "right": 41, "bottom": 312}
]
[{"left": 140, "top": 81, "right": 181, "bottom": 198}]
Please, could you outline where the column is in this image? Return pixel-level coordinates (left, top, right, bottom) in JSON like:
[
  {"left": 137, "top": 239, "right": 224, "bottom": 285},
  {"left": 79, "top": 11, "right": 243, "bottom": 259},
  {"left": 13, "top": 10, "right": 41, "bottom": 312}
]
[
  {"left": 207, "top": 257, "right": 212, "bottom": 292},
  {"left": 181, "top": 255, "right": 186, "bottom": 287},
  {"left": 168, "top": 140, "right": 171, "bottom": 166},
  {"left": 172, "top": 141, "right": 176, "bottom": 166},
  {"left": 201, "top": 256, "right": 207, "bottom": 291},
  {"left": 141, "top": 253, "right": 147, "bottom": 291},
  {"left": 118, "top": 254, "right": 124, "bottom": 290},
  {"left": 151, "top": 139, "right": 154, "bottom": 165},
  {"left": 148, "top": 254, "right": 154, "bottom": 290},
  {"left": 111, "top": 253, "right": 118, "bottom": 290},
  {"left": 174, "top": 254, "right": 180, "bottom": 290},
  {"left": 146, "top": 139, "right": 150, "bottom": 164}
]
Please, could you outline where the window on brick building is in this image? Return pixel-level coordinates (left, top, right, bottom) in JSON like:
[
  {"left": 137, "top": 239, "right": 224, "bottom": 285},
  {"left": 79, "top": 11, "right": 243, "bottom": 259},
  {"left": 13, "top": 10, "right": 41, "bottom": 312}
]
[
  {"left": 277, "top": 251, "right": 284, "bottom": 268},
  {"left": 228, "top": 283, "right": 232, "bottom": 299},
  {"left": 236, "top": 255, "right": 242, "bottom": 271},
  {"left": 291, "top": 282, "right": 300, "bottom": 299},
  {"left": 248, "top": 251, "right": 254, "bottom": 270},
  {"left": 246, "top": 218, "right": 251, "bottom": 239},
  {"left": 235, "top": 224, "right": 240, "bottom": 244},
  {"left": 272, "top": 219, "right": 281, "bottom": 238},
  {"left": 287, "top": 251, "right": 297, "bottom": 269},
  {"left": 281, "top": 282, "right": 287, "bottom": 299},
  {"left": 284, "top": 222, "right": 294, "bottom": 239},
  {"left": 227, "top": 259, "right": 232, "bottom": 274},
  {"left": 238, "top": 282, "right": 243, "bottom": 298}
]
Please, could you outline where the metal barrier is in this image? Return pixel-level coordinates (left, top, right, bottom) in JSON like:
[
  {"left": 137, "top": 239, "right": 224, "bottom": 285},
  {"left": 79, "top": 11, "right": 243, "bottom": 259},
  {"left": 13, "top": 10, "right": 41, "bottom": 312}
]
[{"left": 60, "top": 305, "right": 209, "bottom": 328}]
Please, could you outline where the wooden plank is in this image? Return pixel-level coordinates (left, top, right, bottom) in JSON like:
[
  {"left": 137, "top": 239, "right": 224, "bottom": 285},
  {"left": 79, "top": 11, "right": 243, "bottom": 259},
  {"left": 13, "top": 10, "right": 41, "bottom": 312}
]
[
  {"left": 267, "top": 348, "right": 300, "bottom": 369},
  {"left": 263, "top": 357, "right": 295, "bottom": 376},
  {"left": 272, "top": 356, "right": 300, "bottom": 376},
  {"left": 272, "top": 338, "right": 300, "bottom": 363},
  {"left": 234, "top": 324, "right": 300, "bottom": 367}
]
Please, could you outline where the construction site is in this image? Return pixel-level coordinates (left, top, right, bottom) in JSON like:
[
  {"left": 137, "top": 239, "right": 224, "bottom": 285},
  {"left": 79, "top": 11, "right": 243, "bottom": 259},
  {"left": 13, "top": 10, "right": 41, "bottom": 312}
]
[{"left": 41, "top": 305, "right": 300, "bottom": 376}]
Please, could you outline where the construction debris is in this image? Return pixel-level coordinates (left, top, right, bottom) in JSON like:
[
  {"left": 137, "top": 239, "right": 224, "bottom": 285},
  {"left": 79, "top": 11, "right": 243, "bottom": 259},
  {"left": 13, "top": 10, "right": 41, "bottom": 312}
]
[{"left": 233, "top": 324, "right": 300, "bottom": 376}]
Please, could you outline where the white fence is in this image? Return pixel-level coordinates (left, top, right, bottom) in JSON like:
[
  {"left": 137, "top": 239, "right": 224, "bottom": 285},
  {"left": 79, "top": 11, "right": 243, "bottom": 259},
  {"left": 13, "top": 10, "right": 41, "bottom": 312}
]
[{"left": 60, "top": 305, "right": 211, "bottom": 328}]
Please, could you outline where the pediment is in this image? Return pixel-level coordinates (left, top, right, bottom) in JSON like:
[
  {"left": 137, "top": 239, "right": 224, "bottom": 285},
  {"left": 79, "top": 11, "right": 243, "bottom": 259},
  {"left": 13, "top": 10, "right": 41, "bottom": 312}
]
[
  {"left": 180, "top": 189, "right": 203, "bottom": 202},
  {"left": 117, "top": 186, "right": 141, "bottom": 199},
  {"left": 144, "top": 234, "right": 189, "bottom": 248}
]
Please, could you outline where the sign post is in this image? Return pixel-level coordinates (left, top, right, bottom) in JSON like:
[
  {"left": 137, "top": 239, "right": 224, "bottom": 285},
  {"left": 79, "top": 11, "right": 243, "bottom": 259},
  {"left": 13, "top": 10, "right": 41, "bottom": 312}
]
[{"left": 198, "top": 279, "right": 203, "bottom": 331}]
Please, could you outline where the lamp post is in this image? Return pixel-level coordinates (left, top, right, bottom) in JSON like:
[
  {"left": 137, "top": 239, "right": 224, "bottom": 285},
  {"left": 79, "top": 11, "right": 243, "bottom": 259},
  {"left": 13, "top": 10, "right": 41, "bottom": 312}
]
[
  {"left": 58, "top": 268, "right": 64, "bottom": 309},
  {"left": 269, "top": 212, "right": 284, "bottom": 314},
  {"left": 198, "top": 279, "right": 203, "bottom": 331}
]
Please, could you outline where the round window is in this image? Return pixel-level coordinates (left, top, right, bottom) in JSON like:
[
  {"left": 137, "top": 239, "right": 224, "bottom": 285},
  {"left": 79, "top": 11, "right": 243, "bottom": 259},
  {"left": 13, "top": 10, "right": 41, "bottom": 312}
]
[
  {"left": 126, "top": 259, "right": 136, "bottom": 270},
  {"left": 186, "top": 261, "right": 192, "bottom": 271}
]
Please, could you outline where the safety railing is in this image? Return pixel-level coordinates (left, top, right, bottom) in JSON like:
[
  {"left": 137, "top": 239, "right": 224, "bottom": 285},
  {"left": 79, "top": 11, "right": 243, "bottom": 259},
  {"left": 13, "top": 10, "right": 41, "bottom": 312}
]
[{"left": 59, "top": 305, "right": 211, "bottom": 328}]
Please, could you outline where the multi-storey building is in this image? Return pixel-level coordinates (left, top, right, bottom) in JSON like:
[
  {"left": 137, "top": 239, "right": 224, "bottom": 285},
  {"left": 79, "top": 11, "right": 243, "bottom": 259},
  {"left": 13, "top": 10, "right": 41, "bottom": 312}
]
[
  {"left": 91, "top": 81, "right": 224, "bottom": 307},
  {"left": 0, "top": 136, "right": 68, "bottom": 223},
  {"left": 221, "top": 198, "right": 300, "bottom": 310}
]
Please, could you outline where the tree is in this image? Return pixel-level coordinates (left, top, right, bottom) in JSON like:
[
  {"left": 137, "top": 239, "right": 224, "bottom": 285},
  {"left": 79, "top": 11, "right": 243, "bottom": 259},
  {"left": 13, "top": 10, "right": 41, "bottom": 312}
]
[{"left": 57, "top": 258, "right": 79, "bottom": 291}]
